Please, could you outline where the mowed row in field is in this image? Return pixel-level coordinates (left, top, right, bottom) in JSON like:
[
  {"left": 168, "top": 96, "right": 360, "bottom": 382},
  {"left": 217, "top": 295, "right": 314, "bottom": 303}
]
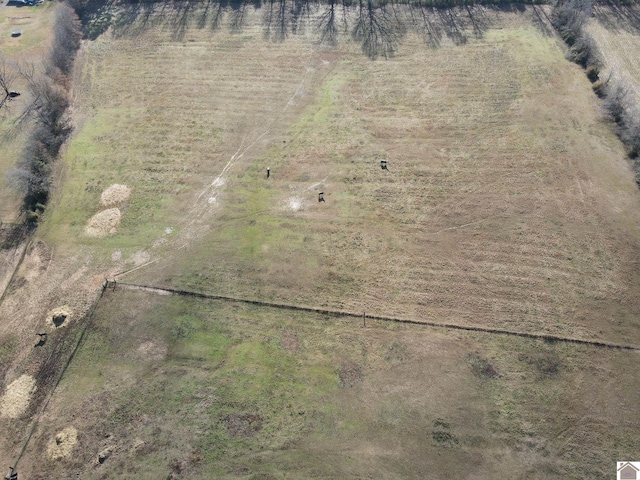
[{"left": 54, "top": 4, "right": 640, "bottom": 342}]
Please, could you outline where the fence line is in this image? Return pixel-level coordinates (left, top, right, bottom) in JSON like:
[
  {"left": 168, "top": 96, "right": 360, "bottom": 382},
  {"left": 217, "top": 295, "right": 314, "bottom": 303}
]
[
  {"left": 115, "top": 281, "right": 640, "bottom": 351},
  {"left": 0, "top": 223, "right": 31, "bottom": 308},
  {"left": 0, "top": 239, "right": 30, "bottom": 308}
]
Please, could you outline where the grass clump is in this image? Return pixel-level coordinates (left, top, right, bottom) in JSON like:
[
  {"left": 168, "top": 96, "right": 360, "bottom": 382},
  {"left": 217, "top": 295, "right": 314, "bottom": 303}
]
[{"left": 466, "top": 353, "right": 499, "bottom": 379}]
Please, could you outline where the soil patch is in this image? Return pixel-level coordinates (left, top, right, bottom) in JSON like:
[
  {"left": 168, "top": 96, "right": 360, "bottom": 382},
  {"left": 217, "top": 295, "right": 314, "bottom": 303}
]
[
  {"left": 338, "top": 361, "right": 363, "bottom": 388},
  {"left": 46, "top": 426, "right": 78, "bottom": 460},
  {"left": 0, "top": 374, "right": 37, "bottom": 418},
  {"left": 279, "top": 330, "right": 299, "bottom": 351},
  {"left": 221, "top": 414, "right": 263, "bottom": 437},
  {"left": 129, "top": 250, "right": 150, "bottom": 266},
  {"left": 288, "top": 197, "right": 303, "bottom": 212},
  {"left": 136, "top": 341, "right": 168, "bottom": 361},
  {"left": 100, "top": 184, "right": 131, "bottom": 207},
  {"left": 47, "top": 306, "right": 72, "bottom": 329},
  {"left": 85, "top": 208, "right": 121, "bottom": 237}
]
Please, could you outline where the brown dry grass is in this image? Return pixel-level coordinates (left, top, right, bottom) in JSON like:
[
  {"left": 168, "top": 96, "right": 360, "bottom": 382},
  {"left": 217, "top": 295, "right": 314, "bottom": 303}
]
[
  {"left": 100, "top": 184, "right": 131, "bottom": 207},
  {"left": 12, "top": 290, "right": 640, "bottom": 479},
  {"left": 46, "top": 426, "right": 78, "bottom": 460},
  {"left": 84, "top": 208, "right": 121, "bottom": 237},
  {"left": 93, "top": 5, "right": 640, "bottom": 344},
  {"left": 589, "top": 2, "right": 640, "bottom": 104},
  {"left": 0, "top": 374, "right": 36, "bottom": 418},
  {"left": 2, "top": 3, "right": 640, "bottom": 479}
]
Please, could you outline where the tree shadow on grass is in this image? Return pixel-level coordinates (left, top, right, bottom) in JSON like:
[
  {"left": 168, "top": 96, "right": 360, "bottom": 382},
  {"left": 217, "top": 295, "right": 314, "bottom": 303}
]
[
  {"left": 593, "top": 0, "right": 640, "bottom": 35},
  {"left": 103, "top": 0, "right": 500, "bottom": 58}
]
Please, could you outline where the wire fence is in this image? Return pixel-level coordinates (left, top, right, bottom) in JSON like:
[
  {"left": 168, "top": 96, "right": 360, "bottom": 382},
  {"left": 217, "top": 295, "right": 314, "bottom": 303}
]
[{"left": 115, "top": 281, "right": 640, "bottom": 351}]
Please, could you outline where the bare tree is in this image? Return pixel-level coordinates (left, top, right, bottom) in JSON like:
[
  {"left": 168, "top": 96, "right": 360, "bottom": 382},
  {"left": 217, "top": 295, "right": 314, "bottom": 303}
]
[
  {"left": 48, "top": 3, "right": 82, "bottom": 76},
  {"left": 0, "top": 56, "right": 20, "bottom": 113}
]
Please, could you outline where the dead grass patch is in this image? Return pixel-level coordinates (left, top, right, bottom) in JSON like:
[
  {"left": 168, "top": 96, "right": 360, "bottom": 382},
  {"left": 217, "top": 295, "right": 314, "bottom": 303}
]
[
  {"left": 221, "top": 413, "right": 263, "bottom": 438},
  {"left": 84, "top": 208, "right": 121, "bottom": 237},
  {"left": 338, "top": 361, "right": 363, "bottom": 387},
  {"left": 136, "top": 341, "right": 167, "bottom": 361},
  {"left": 0, "top": 374, "right": 37, "bottom": 418},
  {"left": 279, "top": 330, "right": 299, "bottom": 351},
  {"left": 46, "top": 305, "right": 72, "bottom": 329},
  {"left": 100, "top": 184, "right": 131, "bottom": 207},
  {"left": 46, "top": 426, "right": 78, "bottom": 460}
]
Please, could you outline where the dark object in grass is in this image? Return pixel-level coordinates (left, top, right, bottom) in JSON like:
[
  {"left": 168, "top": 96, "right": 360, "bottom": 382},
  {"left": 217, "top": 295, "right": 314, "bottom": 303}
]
[
  {"left": 338, "top": 361, "right": 363, "bottom": 387},
  {"left": 467, "top": 353, "right": 499, "bottom": 379},
  {"left": 432, "top": 430, "right": 459, "bottom": 445},
  {"left": 52, "top": 313, "right": 67, "bottom": 327},
  {"left": 221, "top": 414, "right": 263, "bottom": 437},
  {"left": 34, "top": 332, "right": 47, "bottom": 347}
]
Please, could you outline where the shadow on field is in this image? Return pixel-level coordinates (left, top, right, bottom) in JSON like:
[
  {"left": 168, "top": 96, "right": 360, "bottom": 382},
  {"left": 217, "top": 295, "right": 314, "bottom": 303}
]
[
  {"left": 100, "top": 0, "right": 502, "bottom": 58},
  {"left": 593, "top": 0, "right": 640, "bottom": 35}
]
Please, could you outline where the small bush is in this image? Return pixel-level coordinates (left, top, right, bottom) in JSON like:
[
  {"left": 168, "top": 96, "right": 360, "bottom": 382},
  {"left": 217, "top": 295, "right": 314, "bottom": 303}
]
[
  {"left": 432, "top": 430, "right": 459, "bottom": 445},
  {"left": 519, "top": 348, "right": 562, "bottom": 377},
  {"left": 592, "top": 78, "right": 606, "bottom": 96},
  {"left": 466, "top": 354, "right": 499, "bottom": 379},
  {"left": 26, "top": 210, "right": 39, "bottom": 224},
  {"left": 586, "top": 65, "right": 599, "bottom": 83},
  {"left": 534, "top": 352, "right": 561, "bottom": 376}
]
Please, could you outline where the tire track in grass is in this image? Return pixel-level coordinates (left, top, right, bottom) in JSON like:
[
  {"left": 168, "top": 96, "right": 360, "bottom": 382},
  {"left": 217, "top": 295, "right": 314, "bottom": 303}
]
[{"left": 113, "top": 51, "right": 337, "bottom": 280}]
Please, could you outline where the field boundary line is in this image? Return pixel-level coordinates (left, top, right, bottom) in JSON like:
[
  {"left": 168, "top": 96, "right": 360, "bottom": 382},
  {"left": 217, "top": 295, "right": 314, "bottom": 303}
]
[
  {"left": 115, "top": 282, "right": 640, "bottom": 351},
  {"left": 0, "top": 229, "right": 31, "bottom": 308}
]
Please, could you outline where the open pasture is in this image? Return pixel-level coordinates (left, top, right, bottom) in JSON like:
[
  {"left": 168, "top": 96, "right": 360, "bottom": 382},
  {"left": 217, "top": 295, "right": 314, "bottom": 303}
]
[
  {"left": 2, "top": 2, "right": 640, "bottom": 477},
  {"left": 16, "top": 288, "right": 640, "bottom": 479},
  {"left": 46, "top": 2, "right": 640, "bottom": 342}
]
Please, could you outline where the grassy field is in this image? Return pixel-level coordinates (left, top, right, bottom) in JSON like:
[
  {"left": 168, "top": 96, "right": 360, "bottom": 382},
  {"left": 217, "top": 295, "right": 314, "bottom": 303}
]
[
  {"left": 20, "top": 288, "right": 640, "bottom": 479},
  {"left": 1, "top": 2, "right": 640, "bottom": 478},
  {"left": 42, "top": 3, "right": 640, "bottom": 341}
]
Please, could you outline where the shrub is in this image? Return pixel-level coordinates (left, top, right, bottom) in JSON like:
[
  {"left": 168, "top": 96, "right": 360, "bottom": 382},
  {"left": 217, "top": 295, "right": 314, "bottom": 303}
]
[
  {"left": 568, "top": 32, "right": 596, "bottom": 68},
  {"left": 592, "top": 78, "right": 606, "bottom": 96},
  {"left": 586, "top": 65, "right": 599, "bottom": 83},
  {"left": 551, "top": 0, "right": 592, "bottom": 46},
  {"left": 48, "top": 4, "right": 82, "bottom": 77}
]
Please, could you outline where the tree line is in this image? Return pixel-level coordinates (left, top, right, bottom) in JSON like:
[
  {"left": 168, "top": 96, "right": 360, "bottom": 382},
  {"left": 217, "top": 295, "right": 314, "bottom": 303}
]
[
  {"left": 552, "top": 0, "right": 640, "bottom": 177},
  {"left": 3, "top": 3, "right": 82, "bottom": 223}
]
